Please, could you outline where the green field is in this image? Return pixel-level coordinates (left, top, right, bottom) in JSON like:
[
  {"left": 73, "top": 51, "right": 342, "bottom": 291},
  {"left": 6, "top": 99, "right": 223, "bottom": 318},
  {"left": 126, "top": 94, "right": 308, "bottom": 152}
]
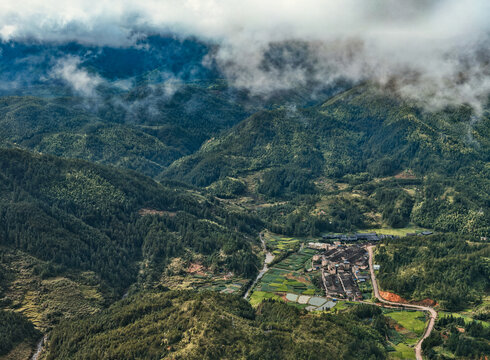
[
  {"left": 264, "top": 233, "right": 301, "bottom": 255},
  {"left": 359, "top": 225, "right": 430, "bottom": 236},
  {"left": 388, "top": 342, "right": 416, "bottom": 360},
  {"left": 250, "top": 246, "right": 323, "bottom": 307},
  {"left": 385, "top": 310, "right": 427, "bottom": 336},
  {"left": 384, "top": 309, "right": 429, "bottom": 360},
  {"left": 249, "top": 291, "right": 284, "bottom": 307},
  {"left": 274, "top": 249, "right": 316, "bottom": 271},
  {"left": 255, "top": 267, "right": 320, "bottom": 295},
  {"left": 439, "top": 311, "right": 490, "bottom": 328},
  {"left": 331, "top": 301, "right": 357, "bottom": 312}
]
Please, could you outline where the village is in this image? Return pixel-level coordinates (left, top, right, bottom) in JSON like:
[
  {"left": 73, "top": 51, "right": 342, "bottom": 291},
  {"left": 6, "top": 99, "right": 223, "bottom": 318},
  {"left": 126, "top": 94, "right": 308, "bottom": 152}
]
[
  {"left": 249, "top": 231, "right": 436, "bottom": 309},
  {"left": 308, "top": 233, "right": 397, "bottom": 301}
]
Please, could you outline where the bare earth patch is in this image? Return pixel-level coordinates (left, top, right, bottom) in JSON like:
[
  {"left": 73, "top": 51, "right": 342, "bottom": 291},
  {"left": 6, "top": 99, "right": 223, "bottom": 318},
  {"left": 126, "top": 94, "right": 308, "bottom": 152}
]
[
  {"left": 187, "top": 263, "right": 207, "bottom": 276},
  {"left": 379, "top": 291, "right": 408, "bottom": 303},
  {"left": 138, "top": 208, "right": 177, "bottom": 217}
]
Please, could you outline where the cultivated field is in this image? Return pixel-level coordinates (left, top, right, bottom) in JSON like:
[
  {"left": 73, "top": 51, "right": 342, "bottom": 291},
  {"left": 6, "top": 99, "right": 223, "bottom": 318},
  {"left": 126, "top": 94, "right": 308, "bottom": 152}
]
[
  {"left": 250, "top": 242, "right": 325, "bottom": 309},
  {"left": 384, "top": 310, "right": 428, "bottom": 360}
]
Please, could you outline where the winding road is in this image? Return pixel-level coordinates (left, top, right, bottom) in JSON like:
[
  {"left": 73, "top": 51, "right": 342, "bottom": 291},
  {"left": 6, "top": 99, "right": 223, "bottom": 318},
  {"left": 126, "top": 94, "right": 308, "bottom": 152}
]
[
  {"left": 243, "top": 238, "right": 437, "bottom": 359},
  {"left": 243, "top": 233, "right": 274, "bottom": 299},
  {"left": 367, "top": 245, "right": 437, "bottom": 360}
]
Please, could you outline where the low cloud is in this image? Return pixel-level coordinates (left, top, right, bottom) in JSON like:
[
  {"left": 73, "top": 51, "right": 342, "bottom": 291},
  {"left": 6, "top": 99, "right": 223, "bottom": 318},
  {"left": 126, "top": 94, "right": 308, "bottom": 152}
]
[
  {"left": 1, "top": 0, "right": 489, "bottom": 110},
  {"left": 51, "top": 56, "right": 103, "bottom": 97}
]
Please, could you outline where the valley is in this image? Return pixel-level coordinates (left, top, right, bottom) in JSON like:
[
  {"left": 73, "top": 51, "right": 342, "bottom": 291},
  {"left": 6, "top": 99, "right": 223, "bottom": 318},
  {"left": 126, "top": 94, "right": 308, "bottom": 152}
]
[
  {"left": 0, "top": 29, "right": 488, "bottom": 360},
  {"left": 243, "top": 231, "right": 445, "bottom": 359}
]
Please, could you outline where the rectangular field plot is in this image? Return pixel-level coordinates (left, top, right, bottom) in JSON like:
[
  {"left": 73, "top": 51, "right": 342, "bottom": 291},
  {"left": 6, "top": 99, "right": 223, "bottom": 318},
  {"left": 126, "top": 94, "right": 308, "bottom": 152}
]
[
  {"left": 385, "top": 310, "right": 427, "bottom": 337},
  {"left": 265, "top": 233, "right": 301, "bottom": 255},
  {"left": 254, "top": 261, "right": 322, "bottom": 295},
  {"left": 274, "top": 251, "right": 313, "bottom": 271}
]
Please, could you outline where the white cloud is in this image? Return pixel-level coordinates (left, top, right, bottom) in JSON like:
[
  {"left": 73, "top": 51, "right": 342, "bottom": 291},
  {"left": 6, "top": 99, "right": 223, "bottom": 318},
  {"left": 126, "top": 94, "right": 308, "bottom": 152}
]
[
  {"left": 1, "top": 0, "right": 489, "bottom": 109},
  {"left": 51, "top": 56, "right": 103, "bottom": 96}
]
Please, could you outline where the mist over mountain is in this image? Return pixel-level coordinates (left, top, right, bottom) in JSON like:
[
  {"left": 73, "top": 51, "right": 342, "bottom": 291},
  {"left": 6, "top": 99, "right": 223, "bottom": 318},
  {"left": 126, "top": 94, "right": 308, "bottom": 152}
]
[
  {"left": 0, "top": 2, "right": 489, "bottom": 360},
  {"left": 0, "top": 36, "right": 214, "bottom": 96},
  {"left": 1, "top": 0, "right": 489, "bottom": 110}
]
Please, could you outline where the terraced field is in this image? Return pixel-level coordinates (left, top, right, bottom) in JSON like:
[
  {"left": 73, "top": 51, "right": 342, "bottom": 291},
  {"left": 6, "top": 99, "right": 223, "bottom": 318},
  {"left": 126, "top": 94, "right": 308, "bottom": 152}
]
[
  {"left": 274, "top": 248, "right": 317, "bottom": 271},
  {"left": 255, "top": 268, "right": 319, "bottom": 294},
  {"left": 384, "top": 310, "right": 428, "bottom": 360},
  {"left": 385, "top": 310, "right": 427, "bottom": 337},
  {"left": 250, "top": 244, "right": 326, "bottom": 309},
  {"left": 264, "top": 233, "right": 301, "bottom": 256}
]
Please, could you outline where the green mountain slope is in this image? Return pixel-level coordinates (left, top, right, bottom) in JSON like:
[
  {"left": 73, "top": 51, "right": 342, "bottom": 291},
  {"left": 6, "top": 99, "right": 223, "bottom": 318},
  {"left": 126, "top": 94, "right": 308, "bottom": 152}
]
[
  {"left": 164, "top": 86, "right": 490, "bottom": 235},
  {"left": 46, "top": 290, "right": 388, "bottom": 360},
  {"left": 375, "top": 234, "right": 490, "bottom": 311},
  {"left": 0, "top": 81, "right": 252, "bottom": 177},
  {"left": 0, "top": 148, "right": 262, "bottom": 329}
]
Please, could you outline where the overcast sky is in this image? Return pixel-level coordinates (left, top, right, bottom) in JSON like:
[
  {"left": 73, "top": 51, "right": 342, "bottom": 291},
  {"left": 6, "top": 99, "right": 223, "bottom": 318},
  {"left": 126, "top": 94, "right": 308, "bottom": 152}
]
[{"left": 1, "top": 0, "right": 489, "bottom": 110}]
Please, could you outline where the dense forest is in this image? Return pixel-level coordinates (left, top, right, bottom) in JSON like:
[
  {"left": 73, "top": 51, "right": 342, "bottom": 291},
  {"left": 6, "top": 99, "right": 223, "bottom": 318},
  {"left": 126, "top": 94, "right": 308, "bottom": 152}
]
[
  {"left": 0, "top": 82, "right": 251, "bottom": 178},
  {"left": 1, "top": 84, "right": 488, "bottom": 236},
  {"left": 423, "top": 315, "right": 490, "bottom": 359},
  {"left": 375, "top": 234, "right": 490, "bottom": 311},
  {"left": 0, "top": 148, "right": 262, "bottom": 297},
  {"left": 164, "top": 86, "right": 490, "bottom": 236},
  {"left": 46, "top": 290, "right": 389, "bottom": 360},
  {"left": 0, "top": 310, "right": 40, "bottom": 356}
]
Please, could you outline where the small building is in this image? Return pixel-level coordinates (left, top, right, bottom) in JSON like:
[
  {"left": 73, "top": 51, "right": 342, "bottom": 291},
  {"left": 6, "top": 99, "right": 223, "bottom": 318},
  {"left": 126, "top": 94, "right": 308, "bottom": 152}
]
[{"left": 373, "top": 264, "right": 380, "bottom": 271}]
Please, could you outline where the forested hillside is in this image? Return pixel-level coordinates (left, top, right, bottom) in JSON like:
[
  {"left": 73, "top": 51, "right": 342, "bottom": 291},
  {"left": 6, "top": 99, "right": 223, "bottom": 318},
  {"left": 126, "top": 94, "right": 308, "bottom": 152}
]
[
  {"left": 165, "top": 86, "right": 490, "bottom": 235},
  {"left": 0, "top": 2, "right": 488, "bottom": 358},
  {"left": 46, "top": 290, "right": 389, "bottom": 360},
  {"left": 0, "top": 37, "right": 488, "bottom": 360},
  {"left": 375, "top": 234, "right": 490, "bottom": 311},
  {"left": 0, "top": 81, "right": 251, "bottom": 177},
  {"left": 0, "top": 310, "right": 40, "bottom": 356},
  {"left": 0, "top": 149, "right": 263, "bottom": 333}
]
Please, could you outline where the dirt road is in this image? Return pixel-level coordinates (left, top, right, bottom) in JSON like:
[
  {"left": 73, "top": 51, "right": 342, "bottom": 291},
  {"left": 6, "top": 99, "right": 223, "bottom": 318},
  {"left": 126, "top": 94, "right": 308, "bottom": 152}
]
[
  {"left": 367, "top": 245, "right": 437, "bottom": 360},
  {"left": 243, "top": 233, "right": 274, "bottom": 299}
]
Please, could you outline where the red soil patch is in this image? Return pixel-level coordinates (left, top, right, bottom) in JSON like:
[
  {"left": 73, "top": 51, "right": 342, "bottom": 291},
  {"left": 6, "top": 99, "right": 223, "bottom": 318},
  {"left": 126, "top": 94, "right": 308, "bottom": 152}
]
[
  {"left": 278, "top": 293, "right": 289, "bottom": 301},
  {"left": 187, "top": 263, "right": 207, "bottom": 276},
  {"left": 285, "top": 273, "right": 308, "bottom": 284},
  {"left": 393, "top": 323, "right": 406, "bottom": 332},
  {"left": 379, "top": 291, "right": 408, "bottom": 303},
  {"left": 413, "top": 298, "right": 438, "bottom": 307},
  {"left": 221, "top": 272, "right": 233, "bottom": 280},
  {"left": 139, "top": 208, "right": 177, "bottom": 217},
  {"left": 380, "top": 292, "right": 438, "bottom": 307}
]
